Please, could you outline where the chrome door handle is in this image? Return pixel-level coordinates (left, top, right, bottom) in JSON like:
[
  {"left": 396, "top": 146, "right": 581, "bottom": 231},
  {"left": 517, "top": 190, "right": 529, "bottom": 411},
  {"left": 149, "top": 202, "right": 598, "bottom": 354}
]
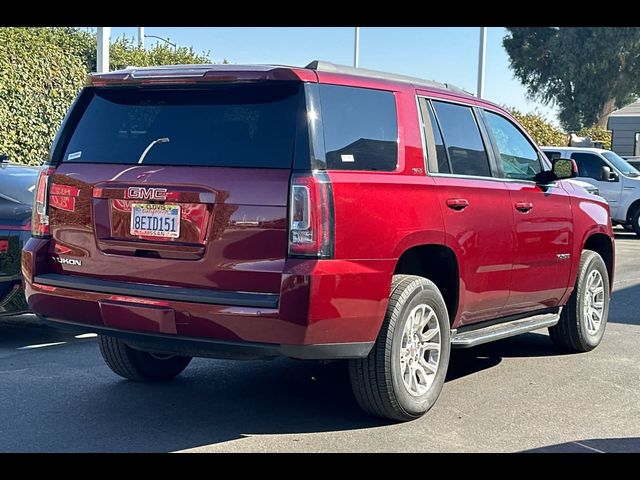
[
  {"left": 446, "top": 198, "right": 469, "bottom": 211},
  {"left": 515, "top": 201, "right": 533, "bottom": 213}
]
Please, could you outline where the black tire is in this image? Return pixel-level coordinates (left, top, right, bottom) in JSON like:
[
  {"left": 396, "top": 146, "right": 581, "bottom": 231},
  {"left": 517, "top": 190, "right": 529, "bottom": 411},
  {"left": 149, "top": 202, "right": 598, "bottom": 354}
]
[
  {"left": 348, "top": 275, "right": 451, "bottom": 422},
  {"left": 549, "top": 250, "right": 610, "bottom": 352},
  {"left": 632, "top": 208, "right": 640, "bottom": 237},
  {"left": 98, "top": 335, "right": 192, "bottom": 381}
]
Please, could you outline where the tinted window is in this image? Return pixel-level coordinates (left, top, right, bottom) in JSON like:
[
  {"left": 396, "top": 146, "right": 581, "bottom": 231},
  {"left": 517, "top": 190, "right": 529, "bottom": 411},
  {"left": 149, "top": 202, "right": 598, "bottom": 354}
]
[
  {"left": 62, "top": 83, "right": 302, "bottom": 167},
  {"left": 543, "top": 150, "right": 562, "bottom": 160},
  {"left": 571, "top": 152, "right": 606, "bottom": 180},
  {"left": 484, "top": 111, "right": 542, "bottom": 181},
  {"left": 319, "top": 84, "right": 397, "bottom": 171},
  {"left": 426, "top": 101, "right": 450, "bottom": 173},
  {"left": 0, "top": 166, "right": 39, "bottom": 204},
  {"left": 432, "top": 101, "right": 491, "bottom": 177}
]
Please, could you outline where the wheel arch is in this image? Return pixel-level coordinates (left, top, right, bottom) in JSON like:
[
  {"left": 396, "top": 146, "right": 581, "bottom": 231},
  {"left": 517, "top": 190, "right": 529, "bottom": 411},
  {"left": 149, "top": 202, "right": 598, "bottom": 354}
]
[
  {"left": 393, "top": 243, "right": 460, "bottom": 326},
  {"left": 583, "top": 233, "right": 614, "bottom": 289},
  {"left": 626, "top": 199, "right": 640, "bottom": 224}
]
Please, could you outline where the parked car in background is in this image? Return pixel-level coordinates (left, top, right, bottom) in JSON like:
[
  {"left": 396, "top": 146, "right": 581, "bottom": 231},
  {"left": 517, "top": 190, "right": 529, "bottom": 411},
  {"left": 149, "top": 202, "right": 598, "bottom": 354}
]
[
  {"left": 0, "top": 156, "right": 39, "bottom": 316},
  {"left": 566, "top": 179, "right": 600, "bottom": 197},
  {"left": 542, "top": 146, "right": 640, "bottom": 235},
  {"left": 23, "top": 62, "right": 614, "bottom": 421}
]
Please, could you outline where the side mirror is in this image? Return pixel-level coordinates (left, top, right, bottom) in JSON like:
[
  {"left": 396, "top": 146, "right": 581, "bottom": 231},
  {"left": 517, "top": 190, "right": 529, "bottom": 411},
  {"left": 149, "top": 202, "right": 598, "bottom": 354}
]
[
  {"left": 601, "top": 165, "right": 619, "bottom": 182},
  {"left": 552, "top": 158, "right": 577, "bottom": 179}
]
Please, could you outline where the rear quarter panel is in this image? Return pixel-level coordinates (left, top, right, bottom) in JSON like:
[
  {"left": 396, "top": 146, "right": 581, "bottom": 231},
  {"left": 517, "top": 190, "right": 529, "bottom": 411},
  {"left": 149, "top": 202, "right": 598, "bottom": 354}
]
[{"left": 312, "top": 78, "right": 445, "bottom": 342}]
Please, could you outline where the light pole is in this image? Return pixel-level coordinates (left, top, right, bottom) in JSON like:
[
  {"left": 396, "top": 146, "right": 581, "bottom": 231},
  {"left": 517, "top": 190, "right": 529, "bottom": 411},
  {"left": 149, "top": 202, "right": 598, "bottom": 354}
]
[
  {"left": 477, "top": 27, "right": 487, "bottom": 99},
  {"left": 138, "top": 27, "right": 145, "bottom": 49},
  {"left": 144, "top": 35, "right": 177, "bottom": 50},
  {"left": 96, "top": 27, "right": 111, "bottom": 73},
  {"left": 353, "top": 27, "right": 360, "bottom": 68}
]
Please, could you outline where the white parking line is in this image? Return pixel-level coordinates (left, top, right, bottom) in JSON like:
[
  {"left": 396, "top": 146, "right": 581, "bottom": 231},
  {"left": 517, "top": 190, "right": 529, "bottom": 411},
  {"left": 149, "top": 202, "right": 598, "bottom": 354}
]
[
  {"left": 17, "top": 342, "right": 67, "bottom": 350},
  {"left": 74, "top": 333, "right": 98, "bottom": 339},
  {"left": 573, "top": 441, "right": 605, "bottom": 453}
]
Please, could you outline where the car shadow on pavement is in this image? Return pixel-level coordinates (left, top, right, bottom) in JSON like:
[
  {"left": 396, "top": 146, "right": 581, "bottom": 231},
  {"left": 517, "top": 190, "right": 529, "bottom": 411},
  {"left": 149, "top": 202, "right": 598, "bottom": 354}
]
[
  {"left": 0, "top": 314, "right": 78, "bottom": 350},
  {"left": 0, "top": 320, "right": 605, "bottom": 452},
  {"left": 608, "top": 282, "right": 640, "bottom": 326},
  {"left": 524, "top": 437, "right": 640, "bottom": 453},
  {"left": 446, "top": 331, "right": 568, "bottom": 382}
]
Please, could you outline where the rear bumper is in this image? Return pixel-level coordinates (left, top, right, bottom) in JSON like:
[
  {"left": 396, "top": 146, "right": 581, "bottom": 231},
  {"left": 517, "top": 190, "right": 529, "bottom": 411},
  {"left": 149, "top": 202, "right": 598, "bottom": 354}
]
[
  {"left": 39, "top": 316, "right": 373, "bottom": 360},
  {"left": 34, "top": 273, "right": 279, "bottom": 309},
  {"left": 23, "top": 237, "right": 394, "bottom": 355}
]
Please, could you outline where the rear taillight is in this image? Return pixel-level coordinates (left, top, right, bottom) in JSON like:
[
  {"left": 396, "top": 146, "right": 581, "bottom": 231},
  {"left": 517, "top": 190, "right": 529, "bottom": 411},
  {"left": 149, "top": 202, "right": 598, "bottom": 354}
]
[
  {"left": 32, "top": 166, "right": 55, "bottom": 237},
  {"left": 288, "top": 172, "right": 334, "bottom": 258}
]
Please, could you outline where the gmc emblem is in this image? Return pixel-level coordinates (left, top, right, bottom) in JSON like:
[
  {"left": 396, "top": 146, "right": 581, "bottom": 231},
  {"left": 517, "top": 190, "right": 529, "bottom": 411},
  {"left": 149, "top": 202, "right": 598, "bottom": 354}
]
[{"left": 126, "top": 187, "right": 168, "bottom": 201}]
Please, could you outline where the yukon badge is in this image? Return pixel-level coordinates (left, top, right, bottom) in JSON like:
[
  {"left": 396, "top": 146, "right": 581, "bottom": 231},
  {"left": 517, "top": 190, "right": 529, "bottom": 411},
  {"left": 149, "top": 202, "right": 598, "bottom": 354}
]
[
  {"left": 52, "top": 256, "right": 82, "bottom": 267},
  {"left": 126, "top": 187, "right": 168, "bottom": 201}
]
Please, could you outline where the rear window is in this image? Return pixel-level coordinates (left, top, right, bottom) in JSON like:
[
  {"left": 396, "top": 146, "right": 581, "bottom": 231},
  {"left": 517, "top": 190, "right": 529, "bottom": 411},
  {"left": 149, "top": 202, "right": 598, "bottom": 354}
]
[
  {"left": 319, "top": 84, "right": 398, "bottom": 171},
  {"left": 61, "top": 83, "right": 303, "bottom": 168}
]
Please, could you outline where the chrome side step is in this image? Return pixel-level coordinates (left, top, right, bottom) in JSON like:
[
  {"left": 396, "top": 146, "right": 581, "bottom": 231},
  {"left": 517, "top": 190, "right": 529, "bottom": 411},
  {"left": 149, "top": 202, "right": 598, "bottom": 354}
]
[{"left": 451, "top": 311, "right": 561, "bottom": 348}]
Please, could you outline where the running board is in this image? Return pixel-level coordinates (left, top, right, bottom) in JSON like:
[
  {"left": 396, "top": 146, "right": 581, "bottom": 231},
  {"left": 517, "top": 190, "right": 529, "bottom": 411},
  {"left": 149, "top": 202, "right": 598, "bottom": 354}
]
[{"left": 451, "top": 312, "right": 561, "bottom": 348}]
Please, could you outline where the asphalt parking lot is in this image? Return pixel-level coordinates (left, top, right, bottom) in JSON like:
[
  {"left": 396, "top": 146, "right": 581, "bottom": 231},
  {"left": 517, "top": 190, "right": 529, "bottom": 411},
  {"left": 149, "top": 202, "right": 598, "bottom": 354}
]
[{"left": 2, "top": 230, "right": 639, "bottom": 452}]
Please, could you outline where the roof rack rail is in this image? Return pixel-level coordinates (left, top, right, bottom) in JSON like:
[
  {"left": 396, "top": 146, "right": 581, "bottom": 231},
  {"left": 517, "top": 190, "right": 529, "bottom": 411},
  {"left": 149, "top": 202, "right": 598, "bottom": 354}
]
[{"left": 305, "top": 60, "right": 467, "bottom": 94}]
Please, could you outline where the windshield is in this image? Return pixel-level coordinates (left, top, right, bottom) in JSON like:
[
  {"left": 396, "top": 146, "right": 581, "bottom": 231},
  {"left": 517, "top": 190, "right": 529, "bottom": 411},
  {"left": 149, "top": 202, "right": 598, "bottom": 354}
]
[
  {"left": 602, "top": 151, "right": 640, "bottom": 177},
  {"left": 61, "top": 83, "right": 303, "bottom": 168}
]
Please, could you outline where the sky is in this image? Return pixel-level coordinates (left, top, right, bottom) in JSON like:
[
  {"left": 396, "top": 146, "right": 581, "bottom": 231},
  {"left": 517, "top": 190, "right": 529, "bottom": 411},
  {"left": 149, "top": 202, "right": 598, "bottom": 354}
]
[{"left": 108, "top": 27, "right": 560, "bottom": 125}]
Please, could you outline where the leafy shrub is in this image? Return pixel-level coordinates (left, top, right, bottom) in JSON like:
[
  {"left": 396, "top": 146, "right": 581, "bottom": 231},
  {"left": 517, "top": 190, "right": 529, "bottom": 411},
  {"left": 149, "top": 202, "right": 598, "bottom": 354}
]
[
  {"left": 577, "top": 125, "right": 612, "bottom": 150},
  {"left": 0, "top": 28, "right": 87, "bottom": 165},
  {"left": 506, "top": 107, "right": 568, "bottom": 147},
  {"left": 0, "top": 27, "right": 210, "bottom": 165}
]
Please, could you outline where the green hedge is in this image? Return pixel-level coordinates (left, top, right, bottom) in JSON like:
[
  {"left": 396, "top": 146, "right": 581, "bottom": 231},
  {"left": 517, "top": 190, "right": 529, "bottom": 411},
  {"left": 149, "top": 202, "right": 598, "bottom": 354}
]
[
  {"left": 577, "top": 125, "right": 612, "bottom": 150},
  {"left": 506, "top": 108, "right": 568, "bottom": 147},
  {"left": 507, "top": 107, "right": 613, "bottom": 150},
  {"left": 0, "top": 28, "right": 210, "bottom": 166}
]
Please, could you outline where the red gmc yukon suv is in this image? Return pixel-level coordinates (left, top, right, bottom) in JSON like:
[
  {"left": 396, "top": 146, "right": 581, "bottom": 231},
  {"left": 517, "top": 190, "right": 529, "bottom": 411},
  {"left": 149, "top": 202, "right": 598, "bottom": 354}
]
[{"left": 22, "top": 61, "right": 614, "bottom": 421}]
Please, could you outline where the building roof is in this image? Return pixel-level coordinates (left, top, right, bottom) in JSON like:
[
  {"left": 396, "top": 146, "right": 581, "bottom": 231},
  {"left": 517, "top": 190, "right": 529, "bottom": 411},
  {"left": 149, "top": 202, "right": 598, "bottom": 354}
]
[{"left": 609, "top": 100, "right": 640, "bottom": 117}]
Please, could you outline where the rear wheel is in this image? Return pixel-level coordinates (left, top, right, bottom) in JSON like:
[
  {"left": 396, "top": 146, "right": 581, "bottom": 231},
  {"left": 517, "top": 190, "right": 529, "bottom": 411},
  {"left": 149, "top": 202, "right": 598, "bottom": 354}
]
[
  {"left": 348, "top": 275, "right": 451, "bottom": 422},
  {"left": 631, "top": 208, "right": 640, "bottom": 236},
  {"left": 98, "top": 335, "right": 192, "bottom": 381},
  {"left": 549, "top": 250, "right": 610, "bottom": 352}
]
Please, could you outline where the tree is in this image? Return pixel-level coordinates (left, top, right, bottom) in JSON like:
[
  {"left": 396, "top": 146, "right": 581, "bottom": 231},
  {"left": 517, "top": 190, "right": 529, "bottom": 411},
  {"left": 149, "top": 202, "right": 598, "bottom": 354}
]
[
  {"left": 503, "top": 27, "right": 640, "bottom": 131},
  {"left": 0, "top": 27, "right": 212, "bottom": 165}
]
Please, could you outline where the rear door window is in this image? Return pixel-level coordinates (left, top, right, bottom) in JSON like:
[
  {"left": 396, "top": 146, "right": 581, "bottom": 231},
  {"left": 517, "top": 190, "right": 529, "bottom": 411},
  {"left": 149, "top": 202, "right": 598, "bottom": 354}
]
[
  {"left": 432, "top": 101, "right": 491, "bottom": 177},
  {"left": 319, "top": 84, "right": 398, "bottom": 171},
  {"left": 61, "top": 83, "right": 303, "bottom": 168}
]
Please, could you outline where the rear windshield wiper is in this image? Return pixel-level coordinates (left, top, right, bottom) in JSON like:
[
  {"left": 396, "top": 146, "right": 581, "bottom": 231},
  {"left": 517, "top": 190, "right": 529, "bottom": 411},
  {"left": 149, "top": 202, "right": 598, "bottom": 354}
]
[{"left": 137, "top": 137, "right": 170, "bottom": 164}]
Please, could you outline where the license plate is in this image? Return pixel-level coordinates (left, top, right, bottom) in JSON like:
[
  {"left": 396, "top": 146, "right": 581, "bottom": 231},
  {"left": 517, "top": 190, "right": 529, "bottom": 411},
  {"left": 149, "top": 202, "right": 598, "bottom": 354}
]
[{"left": 130, "top": 203, "right": 180, "bottom": 239}]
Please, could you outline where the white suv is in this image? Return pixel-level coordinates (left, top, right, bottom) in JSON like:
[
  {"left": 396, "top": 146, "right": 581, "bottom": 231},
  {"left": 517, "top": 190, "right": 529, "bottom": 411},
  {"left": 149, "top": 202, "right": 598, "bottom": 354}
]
[{"left": 542, "top": 146, "right": 640, "bottom": 235}]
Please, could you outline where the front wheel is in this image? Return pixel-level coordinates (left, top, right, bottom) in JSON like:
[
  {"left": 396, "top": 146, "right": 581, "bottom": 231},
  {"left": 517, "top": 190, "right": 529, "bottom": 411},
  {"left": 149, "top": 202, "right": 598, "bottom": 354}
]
[
  {"left": 98, "top": 335, "right": 192, "bottom": 381},
  {"left": 549, "top": 250, "right": 610, "bottom": 352},
  {"left": 348, "top": 275, "right": 451, "bottom": 422}
]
